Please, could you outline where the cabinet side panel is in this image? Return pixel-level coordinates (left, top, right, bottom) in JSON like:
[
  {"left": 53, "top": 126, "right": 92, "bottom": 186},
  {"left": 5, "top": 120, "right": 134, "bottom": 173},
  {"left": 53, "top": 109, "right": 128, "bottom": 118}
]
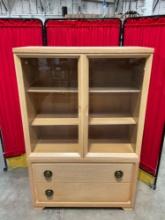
[
  {"left": 130, "top": 162, "right": 139, "bottom": 208},
  {"left": 13, "top": 54, "right": 31, "bottom": 155},
  {"left": 135, "top": 54, "right": 153, "bottom": 156}
]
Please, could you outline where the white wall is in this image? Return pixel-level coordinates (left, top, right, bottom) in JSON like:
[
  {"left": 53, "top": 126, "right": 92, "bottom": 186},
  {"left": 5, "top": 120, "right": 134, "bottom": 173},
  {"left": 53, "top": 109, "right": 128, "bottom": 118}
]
[
  {"left": 0, "top": 0, "right": 164, "bottom": 21},
  {"left": 153, "top": 0, "right": 165, "bottom": 15}
]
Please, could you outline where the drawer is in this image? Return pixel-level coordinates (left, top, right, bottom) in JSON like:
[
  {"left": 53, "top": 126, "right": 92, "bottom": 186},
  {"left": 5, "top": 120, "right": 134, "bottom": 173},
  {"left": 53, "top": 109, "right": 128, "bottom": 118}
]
[
  {"left": 32, "top": 163, "right": 133, "bottom": 183},
  {"left": 35, "top": 182, "right": 131, "bottom": 203}
]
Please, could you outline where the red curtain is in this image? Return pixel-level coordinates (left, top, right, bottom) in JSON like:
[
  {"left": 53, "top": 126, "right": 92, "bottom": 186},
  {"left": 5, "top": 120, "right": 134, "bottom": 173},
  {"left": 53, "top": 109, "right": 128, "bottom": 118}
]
[
  {"left": 124, "top": 17, "right": 165, "bottom": 176},
  {"left": 46, "top": 19, "right": 121, "bottom": 46},
  {"left": 0, "top": 19, "right": 43, "bottom": 157}
]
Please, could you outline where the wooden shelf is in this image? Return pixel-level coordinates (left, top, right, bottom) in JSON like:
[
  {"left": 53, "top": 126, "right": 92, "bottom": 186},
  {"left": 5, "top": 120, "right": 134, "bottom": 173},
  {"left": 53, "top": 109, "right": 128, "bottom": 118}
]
[
  {"left": 31, "top": 114, "right": 78, "bottom": 126},
  {"left": 27, "top": 87, "right": 78, "bottom": 93},
  {"left": 90, "top": 87, "right": 140, "bottom": 93},
  {"left": 89, "top": 114, "right": 136, "bottom": 125},
  {"left": 33, "top": 139, "right": 79, "bottom": 153},
  {"left": 31, "top": 114, "right": 136, "bottom": 126}
]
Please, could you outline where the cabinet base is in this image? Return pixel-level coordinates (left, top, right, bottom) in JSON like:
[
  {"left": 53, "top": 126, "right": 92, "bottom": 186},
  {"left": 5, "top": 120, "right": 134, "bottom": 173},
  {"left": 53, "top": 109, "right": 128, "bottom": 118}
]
[{"left": 34, "top": 201, "right": 133, "bottom": 208}]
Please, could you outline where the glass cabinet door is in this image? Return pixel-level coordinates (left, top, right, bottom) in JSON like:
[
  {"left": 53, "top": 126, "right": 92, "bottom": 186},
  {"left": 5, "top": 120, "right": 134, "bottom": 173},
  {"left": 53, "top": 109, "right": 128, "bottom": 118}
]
[
  {"left": 20, "top": 54, "right": 146, "bottom": 156},
  {"left": 86, "top": 57, "right": 145, "bottom": 155},
  {"left": 21, "top": 56, "right": 82, "bottom": 154}
]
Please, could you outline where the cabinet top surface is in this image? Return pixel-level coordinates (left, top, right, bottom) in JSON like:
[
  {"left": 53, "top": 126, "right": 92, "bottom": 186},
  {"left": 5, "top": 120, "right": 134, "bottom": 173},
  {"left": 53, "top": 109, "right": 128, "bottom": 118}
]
[{"left": 13, "top": 46, "right": 154, "bottom": 55}]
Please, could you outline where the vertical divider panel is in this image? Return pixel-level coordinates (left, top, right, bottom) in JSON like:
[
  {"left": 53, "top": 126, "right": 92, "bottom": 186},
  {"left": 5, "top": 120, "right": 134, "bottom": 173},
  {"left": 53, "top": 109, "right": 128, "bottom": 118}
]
[{"left": 78, "top": 55, "right": 89, "bottom": 157}]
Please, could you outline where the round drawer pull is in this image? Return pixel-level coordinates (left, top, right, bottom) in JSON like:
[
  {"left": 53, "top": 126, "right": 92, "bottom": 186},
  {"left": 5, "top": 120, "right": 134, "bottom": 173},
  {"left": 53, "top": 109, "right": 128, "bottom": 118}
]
[
  {"left": 45, "top": 189, "right": 54, "bottom": 197},
  {"left": 114, "top": 170, "right": 124, "bottom": 179},
  {"left": 43, "top": 170, "right": 53, "bottom": 179}
]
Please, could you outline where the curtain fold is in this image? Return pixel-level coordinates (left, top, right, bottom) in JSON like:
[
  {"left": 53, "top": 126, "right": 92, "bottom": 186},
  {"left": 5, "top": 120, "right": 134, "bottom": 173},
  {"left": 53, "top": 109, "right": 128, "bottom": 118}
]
[
  {"left": 0, "top": 19, "right": 43, "bottom": 157},
  {"left": 124, "top": 17, "right": 165, "bottom": 176},
  {"left": 46, "top": 19, "right": 121, "bottom": 46}
]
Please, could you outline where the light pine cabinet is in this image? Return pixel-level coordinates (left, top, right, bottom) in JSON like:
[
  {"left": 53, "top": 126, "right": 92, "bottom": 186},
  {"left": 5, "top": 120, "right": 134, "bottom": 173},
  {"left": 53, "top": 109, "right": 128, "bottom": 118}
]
[{"left": 13, "top": 47, "right": 153, "bottom": 209}]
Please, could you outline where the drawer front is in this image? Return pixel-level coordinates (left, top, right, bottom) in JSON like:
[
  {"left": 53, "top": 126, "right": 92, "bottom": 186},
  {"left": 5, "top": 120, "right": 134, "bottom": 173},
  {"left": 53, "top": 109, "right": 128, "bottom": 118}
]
[
  {"left": 32, "top": 163, "right": 133, "bottom": 183},
  {"left": 35, "top": 182, "right": 131, "bottom": 203}
]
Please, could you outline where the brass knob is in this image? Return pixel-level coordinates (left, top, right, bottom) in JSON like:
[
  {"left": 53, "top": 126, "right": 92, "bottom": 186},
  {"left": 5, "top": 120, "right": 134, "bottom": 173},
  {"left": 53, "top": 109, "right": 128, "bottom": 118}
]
[
  {"left": 45, "top": 189, "right": 54, "bottom": 197},
  {"left": 114, "top": 170, "right": 123, "bottom": 179},
  {"left": 44, "top": 170, "right": 53, "bottom": 179}
]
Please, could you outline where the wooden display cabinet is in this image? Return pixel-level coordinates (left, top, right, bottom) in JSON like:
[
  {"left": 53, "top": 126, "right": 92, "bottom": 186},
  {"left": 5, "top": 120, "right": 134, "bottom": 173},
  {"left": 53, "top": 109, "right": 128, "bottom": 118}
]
[{"left": 13, "top": 47, "right": 153, "bottom": 209}]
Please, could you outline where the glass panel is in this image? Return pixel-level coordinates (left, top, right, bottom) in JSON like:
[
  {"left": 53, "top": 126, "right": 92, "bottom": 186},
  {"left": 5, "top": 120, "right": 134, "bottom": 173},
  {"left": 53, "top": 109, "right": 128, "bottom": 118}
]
[
  {"left": 89, "top": 125, "right": 134, "bottom": 141},
  {"left": 89, "top": 125, "right": 137, "bottom": 153},
  {"left": 20, "top": 57, "right": 80, "bottom": 154},
  {"left": 30, "top": 125, "right": 79, "bottom": 153},
  {"left": 87, "top": 57, "right": 144, "bottom": 155},
  {"left": 89, "top": 93, "right": 139, "bottom": 117},
  {"left": 89, "top": 58, "right": 145, "bottom": 89},
  {"left": 27, "top": 93, "right": 78, "bottom": 116},
  {"left": 21, "top": 58, "right": 78, "bottom": 89},
  {"left": 31, "top": 125, "right": 78, "bottom": 141}
]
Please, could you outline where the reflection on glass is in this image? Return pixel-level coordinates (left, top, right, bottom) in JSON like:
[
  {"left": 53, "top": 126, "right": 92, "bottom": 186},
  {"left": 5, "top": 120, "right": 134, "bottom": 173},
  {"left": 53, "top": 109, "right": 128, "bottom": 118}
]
[
  {"left": 89, "top": 58, "right": 145, "bottom": 89},
  {"left": 21, "top": 58, "right": 78, "bottom": 88}
]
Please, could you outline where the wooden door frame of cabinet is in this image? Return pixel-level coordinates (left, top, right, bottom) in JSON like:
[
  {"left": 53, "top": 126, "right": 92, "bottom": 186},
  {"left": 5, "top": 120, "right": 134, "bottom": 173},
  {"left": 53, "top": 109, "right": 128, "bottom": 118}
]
[
  {"left": 14, "top": 54, "right": 32, "bottom": 156},
  {"left": 13, "top": 47, "right": 154, "bottom": 159},
  {"left": 78, "top": 55, "right": 89, "bottom": 157}
]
